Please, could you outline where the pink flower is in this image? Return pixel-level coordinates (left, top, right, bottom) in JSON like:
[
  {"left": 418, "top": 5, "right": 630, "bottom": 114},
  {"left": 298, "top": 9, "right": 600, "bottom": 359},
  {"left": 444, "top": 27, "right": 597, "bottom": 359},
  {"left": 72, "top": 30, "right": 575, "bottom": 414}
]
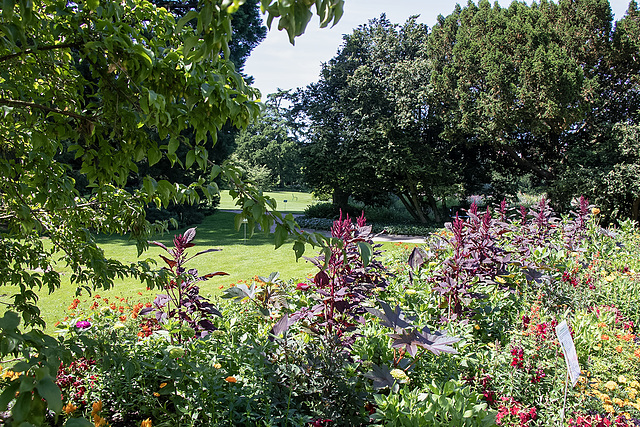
[
  {"left": 296, "top": 282, "right": 310, "bottom": 291},
  {"left": 75, "top": 320, "right": 91, "bottom": 329}
]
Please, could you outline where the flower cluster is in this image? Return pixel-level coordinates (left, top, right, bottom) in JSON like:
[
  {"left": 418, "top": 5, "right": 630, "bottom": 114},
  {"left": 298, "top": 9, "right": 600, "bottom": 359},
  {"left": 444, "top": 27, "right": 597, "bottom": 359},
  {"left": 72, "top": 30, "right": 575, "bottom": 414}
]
[
  {"left": 495, "top": 397, "right": 537, "bottom": 426},
  {"left": 56, "top": 358, "right": 98, "bottom": 406}
]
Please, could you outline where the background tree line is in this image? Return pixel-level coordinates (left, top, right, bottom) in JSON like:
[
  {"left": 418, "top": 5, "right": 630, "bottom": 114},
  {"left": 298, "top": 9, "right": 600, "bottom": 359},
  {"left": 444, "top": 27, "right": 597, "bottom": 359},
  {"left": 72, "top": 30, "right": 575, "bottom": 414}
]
[{"left": 255, "top": 0, "right": 639, "bottom": 224}]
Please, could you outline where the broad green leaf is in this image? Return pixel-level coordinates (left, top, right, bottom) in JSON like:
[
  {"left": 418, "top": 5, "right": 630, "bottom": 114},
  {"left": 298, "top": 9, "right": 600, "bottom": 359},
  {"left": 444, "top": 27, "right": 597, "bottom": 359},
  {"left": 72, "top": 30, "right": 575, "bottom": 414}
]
[
  {"left": 274, "top": 225, "right": 287, "bottom": 249},
  {"left": 36, "top": 377, "right": 62, "bottom": 414},
  {"left": 185, "top": 149, "right": 195, "bottom": 169},
  {"left": 0, "top": 311, "right": 20, "bottom": 330},
  {"left": 176, "top": 10, "right": 198, "bottom": 32},
  {"left": 0, "top": 380, "right": 19, "bottom": 411},
  {"left": 147, "top": 146, "right": 162, "bottom": 166},
  {"left": 65, "top": 418, "right": 94, "bottom": 427},
  {"left": 357, "top": 241, "right": 373, "bottom": 267}
]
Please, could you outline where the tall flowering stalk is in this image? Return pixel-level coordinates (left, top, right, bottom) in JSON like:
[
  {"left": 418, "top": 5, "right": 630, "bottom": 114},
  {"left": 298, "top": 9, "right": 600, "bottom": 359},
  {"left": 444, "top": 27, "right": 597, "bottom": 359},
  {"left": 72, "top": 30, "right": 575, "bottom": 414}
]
[
  {"left": 286, "top": 211, "right": 388, "bottom": 346},
  {"left": 141, "top": 228, "right": 227, "bottom": 342}
]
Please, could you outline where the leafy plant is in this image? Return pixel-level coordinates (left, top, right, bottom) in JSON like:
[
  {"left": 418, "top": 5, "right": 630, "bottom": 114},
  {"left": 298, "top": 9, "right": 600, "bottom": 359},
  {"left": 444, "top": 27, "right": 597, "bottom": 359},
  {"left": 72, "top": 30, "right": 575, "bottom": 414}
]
[
  {"left": 284, "top": 212, "right": 388, "bottom": 346},
  {"left": 141, "top": 227, "right": 226, "bottom": 341}
]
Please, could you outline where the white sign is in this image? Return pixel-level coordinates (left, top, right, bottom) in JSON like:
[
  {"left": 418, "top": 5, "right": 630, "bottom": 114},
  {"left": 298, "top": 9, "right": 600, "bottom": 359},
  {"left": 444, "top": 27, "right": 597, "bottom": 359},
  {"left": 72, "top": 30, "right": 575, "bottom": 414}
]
[{"left": 556, "top": 320, "right": 581, "bottom": 387}]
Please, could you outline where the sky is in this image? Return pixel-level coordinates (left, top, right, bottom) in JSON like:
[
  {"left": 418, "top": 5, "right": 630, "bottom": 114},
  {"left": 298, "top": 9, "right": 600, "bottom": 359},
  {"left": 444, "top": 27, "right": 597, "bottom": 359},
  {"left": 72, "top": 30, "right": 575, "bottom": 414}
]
[{"left": 243, "top": 0, "right": 634, "bottom": 98}]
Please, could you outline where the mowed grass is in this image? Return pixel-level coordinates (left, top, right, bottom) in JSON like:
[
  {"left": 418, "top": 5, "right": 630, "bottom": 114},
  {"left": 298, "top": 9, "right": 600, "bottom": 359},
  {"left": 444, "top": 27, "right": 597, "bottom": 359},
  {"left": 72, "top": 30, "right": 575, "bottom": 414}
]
[
  {"left": 4, "top": 208, "right": 414, "bottom": 332},
  {"left": 5, "top": 212, "right": 320, "bottom": 330},
  {"left": 217, "top": 189, "right": 327, "bottom": 213}
]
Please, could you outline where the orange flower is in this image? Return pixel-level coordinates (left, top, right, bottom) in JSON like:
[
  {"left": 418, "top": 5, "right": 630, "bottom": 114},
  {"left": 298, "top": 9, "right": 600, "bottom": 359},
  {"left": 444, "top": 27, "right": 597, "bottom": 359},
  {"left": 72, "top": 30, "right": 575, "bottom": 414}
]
[
  {"left": 63, "top": 402, "right": 77, "bottom": 414},
  {"left": 138, "top": 291, "right": 143, "bottom": 296},
  {"left": 592, "top": 207, "right": 600, "bottom": 215},
  {"left": 90, "top": 301, "right": 99, "bottom": 310},
  {"left": 145, "top": 302, "right": 152, "bottom": 308},
  {"left": 140, "top": 418, "right": 152, "bottom": 427},
  {"left": 91, "top": 400, "right": 103, "bottom": 415},
  {"left": 224, "top": 376, "right": 237, "bottom": 383},
  {"left": 110, "top": 303, "right": 116, "bottom": 310},
  {"left": 131, "top": 313, "right": 138, "bottom": 319},
  {"left": 615, "top": 346, "right": 623, "bottom": 353},
  {"left": 153, "top": 392, "right": 160, "bottom": 397},
  {"left": 118, "top": 306, "right": 125, "bottom": 313},
  {"left": 95, "top": 295, "right": 101, "bottom": 299},
  {"left": 54, "top": 321, "right": 61, "bottom": 327},
  {"left": 159, "top": 382, "right": 167, "bottom": 388},
  {"left": 635, "top": 348, "right": 640, "bottom": 359},
  {"left": 119, "top": 315, "right": 127, "bottom": 322},
  {"left": 601, "top": 334, "right": 610, "bottom": 341}
]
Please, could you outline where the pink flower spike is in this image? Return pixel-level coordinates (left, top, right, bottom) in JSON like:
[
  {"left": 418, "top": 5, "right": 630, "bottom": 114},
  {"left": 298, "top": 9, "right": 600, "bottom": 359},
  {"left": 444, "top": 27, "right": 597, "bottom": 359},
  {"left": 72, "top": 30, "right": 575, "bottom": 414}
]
[{"left": 296, "top": 283, "right": 310, "bottom": 291}]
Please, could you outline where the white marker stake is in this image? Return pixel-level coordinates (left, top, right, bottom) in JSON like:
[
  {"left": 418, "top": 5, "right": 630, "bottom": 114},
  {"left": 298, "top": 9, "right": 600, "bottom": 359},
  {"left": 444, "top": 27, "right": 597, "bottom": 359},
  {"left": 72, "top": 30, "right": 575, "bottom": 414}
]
[{"left": 555, "top": 320, "right": 581, "bottom": 424}]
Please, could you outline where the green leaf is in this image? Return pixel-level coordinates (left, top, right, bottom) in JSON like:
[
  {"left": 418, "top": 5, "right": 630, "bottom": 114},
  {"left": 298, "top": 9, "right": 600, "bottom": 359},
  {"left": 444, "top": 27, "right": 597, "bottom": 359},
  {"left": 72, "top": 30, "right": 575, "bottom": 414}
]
[
  {"left": 36, "top": 377, "right": 62, "bottom": 414},
  {"left": 293, "top": 240, "right": 305, "bottom": 260},
  {"left": 85, "top": 0, "right": 99, "bottom": 12},
  {"left": 65, "top": 418, "right": 94, "bottom": 427},
  {"left": 147, "top": 146, "right": 162, "bottom": 166},
  {"left": 0, "top": 380, "right": 19, "bottom": 411},
  {"left": 2, "top": 0, "right": 15, "bottom": 20},
  {"left": 357, "top": 241, "right": 372, "bottom": 267},
  {"left": 12, "top": 390, "right": 31, "bottom": 423},
  {"left": 274, "top": 225, "right": 287, "bottom": 249},
  {"left": 185, "top": 149, "right": 195, "bottom": 169},
  {"left": 177, "top": 10, "right": 198, "bottom": 32},
  {"left": 0, "top": 311, "right": 20, "bottom": 331}
]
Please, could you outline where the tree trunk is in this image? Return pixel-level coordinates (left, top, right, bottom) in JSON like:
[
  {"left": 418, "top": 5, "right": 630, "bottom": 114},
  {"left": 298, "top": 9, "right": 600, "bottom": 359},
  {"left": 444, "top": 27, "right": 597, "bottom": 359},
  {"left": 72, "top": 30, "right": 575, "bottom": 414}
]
[
  {"left": 397, "top": 192, "right": 422, "bottom": 223},
  {"left": 427, "top": 193, "right": 442, "bottom": 222},
  {"left": 632, "top": 196, "right": 640, "bottom": 222},
  {"left": 332, "top": 188, "right": 350, "bottom": 211}
]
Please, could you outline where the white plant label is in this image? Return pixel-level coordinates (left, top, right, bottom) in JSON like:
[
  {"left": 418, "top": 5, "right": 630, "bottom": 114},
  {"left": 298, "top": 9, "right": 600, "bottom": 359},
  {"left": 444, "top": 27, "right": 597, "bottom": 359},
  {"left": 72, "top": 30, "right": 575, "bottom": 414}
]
[{"left": 556, "top": 320, "right": 581, "bottom": 387}]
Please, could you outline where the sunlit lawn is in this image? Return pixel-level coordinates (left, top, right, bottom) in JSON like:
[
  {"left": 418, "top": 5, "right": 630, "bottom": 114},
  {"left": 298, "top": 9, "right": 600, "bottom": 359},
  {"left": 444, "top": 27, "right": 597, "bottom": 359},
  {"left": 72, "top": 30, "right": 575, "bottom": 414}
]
[
  {"left": 217, "top": 189, "right": 327, "bottom": 213},
  {"left": 4, "top": 208, "right": 413, "bottom": 331}
]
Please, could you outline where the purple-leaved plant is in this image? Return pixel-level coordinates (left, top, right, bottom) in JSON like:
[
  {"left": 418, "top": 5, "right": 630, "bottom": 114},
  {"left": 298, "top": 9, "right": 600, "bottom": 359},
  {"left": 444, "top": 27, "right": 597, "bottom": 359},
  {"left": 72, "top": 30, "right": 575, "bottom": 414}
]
[
  {"left": 273, "top": 211, "right": 388, "bottom": 346},
  {"left": 141, "top": 227, "right": 227, "bottom": 342}
]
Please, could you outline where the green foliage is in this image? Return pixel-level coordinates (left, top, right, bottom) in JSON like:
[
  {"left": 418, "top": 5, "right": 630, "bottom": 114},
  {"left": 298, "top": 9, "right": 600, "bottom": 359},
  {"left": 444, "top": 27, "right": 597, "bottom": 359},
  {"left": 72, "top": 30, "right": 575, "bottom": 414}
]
[
  {"left": 232, "top": 94, "right": 303, "bottom": 189},
  {"left": 295, "top": 15, "right": 466, "bottom": 223},
  {"left": 370, "top": 380, "right": 495, "bottom": 427}
]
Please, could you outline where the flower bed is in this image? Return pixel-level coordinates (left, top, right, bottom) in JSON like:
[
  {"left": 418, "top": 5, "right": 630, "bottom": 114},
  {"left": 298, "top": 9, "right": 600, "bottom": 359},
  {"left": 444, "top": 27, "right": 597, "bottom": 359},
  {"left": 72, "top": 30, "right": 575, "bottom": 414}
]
[{"left": 1, "top": 198, "right": 639, "bottom": 426}]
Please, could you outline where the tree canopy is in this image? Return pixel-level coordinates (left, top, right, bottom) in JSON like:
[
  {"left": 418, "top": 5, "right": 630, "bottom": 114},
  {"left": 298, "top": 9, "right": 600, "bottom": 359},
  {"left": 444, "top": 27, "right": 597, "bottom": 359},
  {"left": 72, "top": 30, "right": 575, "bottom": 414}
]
[
  {"left": 295, "top": 15, "right": 472, "bottom": 222},
  {"left": 297, "top": 0, "right": 640, "bottom": 222}
]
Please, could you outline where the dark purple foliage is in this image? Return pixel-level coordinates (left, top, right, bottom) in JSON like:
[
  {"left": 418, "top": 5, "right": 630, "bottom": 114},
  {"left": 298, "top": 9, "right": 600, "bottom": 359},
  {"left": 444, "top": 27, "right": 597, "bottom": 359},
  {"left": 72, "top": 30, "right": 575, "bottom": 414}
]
[
  {"left": 415, "top": 198, "right": 596, "bottom": 319},
  {"left": 142, "top": 227, "right": 227, "bottom": 341},
  {"left": 276, "top": 211, "right": 388, "bottom": 345}
]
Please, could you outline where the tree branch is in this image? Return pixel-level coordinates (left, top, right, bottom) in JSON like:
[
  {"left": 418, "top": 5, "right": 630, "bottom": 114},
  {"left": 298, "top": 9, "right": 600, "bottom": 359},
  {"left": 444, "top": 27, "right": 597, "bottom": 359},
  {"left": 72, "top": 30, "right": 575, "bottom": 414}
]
[
  {"left": 501, "top": 144, "right": 555, "bottom": 181},
  {"left": 0, "top": 42, "right": 81, "bottom": 63},
  {"left": 0, "top": 99, "right": 93, "bottom": 122}
]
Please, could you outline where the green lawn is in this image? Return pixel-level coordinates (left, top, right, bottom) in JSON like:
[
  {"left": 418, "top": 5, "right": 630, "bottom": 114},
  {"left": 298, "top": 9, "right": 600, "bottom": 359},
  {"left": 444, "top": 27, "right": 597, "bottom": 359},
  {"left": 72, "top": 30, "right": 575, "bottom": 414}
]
[
  {"left": 217, "top": 189, "right": 327, "bottom": 213},
  {"left": 8, "top": 212, "right": 319, "bottom": 330},
  {"left": 4, "top": 210, "right": 409, "bottom": 331}
]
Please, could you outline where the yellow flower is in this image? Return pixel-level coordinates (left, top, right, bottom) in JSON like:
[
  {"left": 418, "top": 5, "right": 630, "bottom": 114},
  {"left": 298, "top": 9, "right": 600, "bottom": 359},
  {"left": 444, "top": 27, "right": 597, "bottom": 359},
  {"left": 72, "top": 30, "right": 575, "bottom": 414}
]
[
  {"left": 213, "top": 363, "right": 221, "bottom": 369},
  {"left": 91, "top": 401, "right": 103, "bottom": 415},
  {"left": 390, "top": 368, "right": 410, "bottom": 383},
  {"left": 605, "top": 381, "right": 617, "bottom": 391},
  {"left": 63, "top": 402, "right": 77, "bottom": 414},
  {"left": 605, "top": 275, "right": 616, "bottom": 282},
  {"left": 613, "top": 397, "right": 624, "bottom": 406},
  {"left": 618, "top": 375, "right": 627, "bottom": 384},
  {"left": 630, "top": 381, "right": 640, "bottom": 389},
  {"left": 474, "top": 324, "right": 480, "bottom": 330},
  {"left": 93, "top": 415, "right": 107, "bottom": 427},
  {"left": 405, "top": 289, "right": 417, "bottom": 295},
  {"left": 140, "top": 419, "right": 152, "bottom": 427},
  {"left": 159, "top": 382, "right": 167, "bottom": 388},
  {"left": 592, "top": 207, "right": 600, "bottom": 215},
  {"left": 603, "top": 404, "right": 614, "bottom": 413},
  {"left": 153, "top": 392, "right": 160, "bottom": 397}
]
